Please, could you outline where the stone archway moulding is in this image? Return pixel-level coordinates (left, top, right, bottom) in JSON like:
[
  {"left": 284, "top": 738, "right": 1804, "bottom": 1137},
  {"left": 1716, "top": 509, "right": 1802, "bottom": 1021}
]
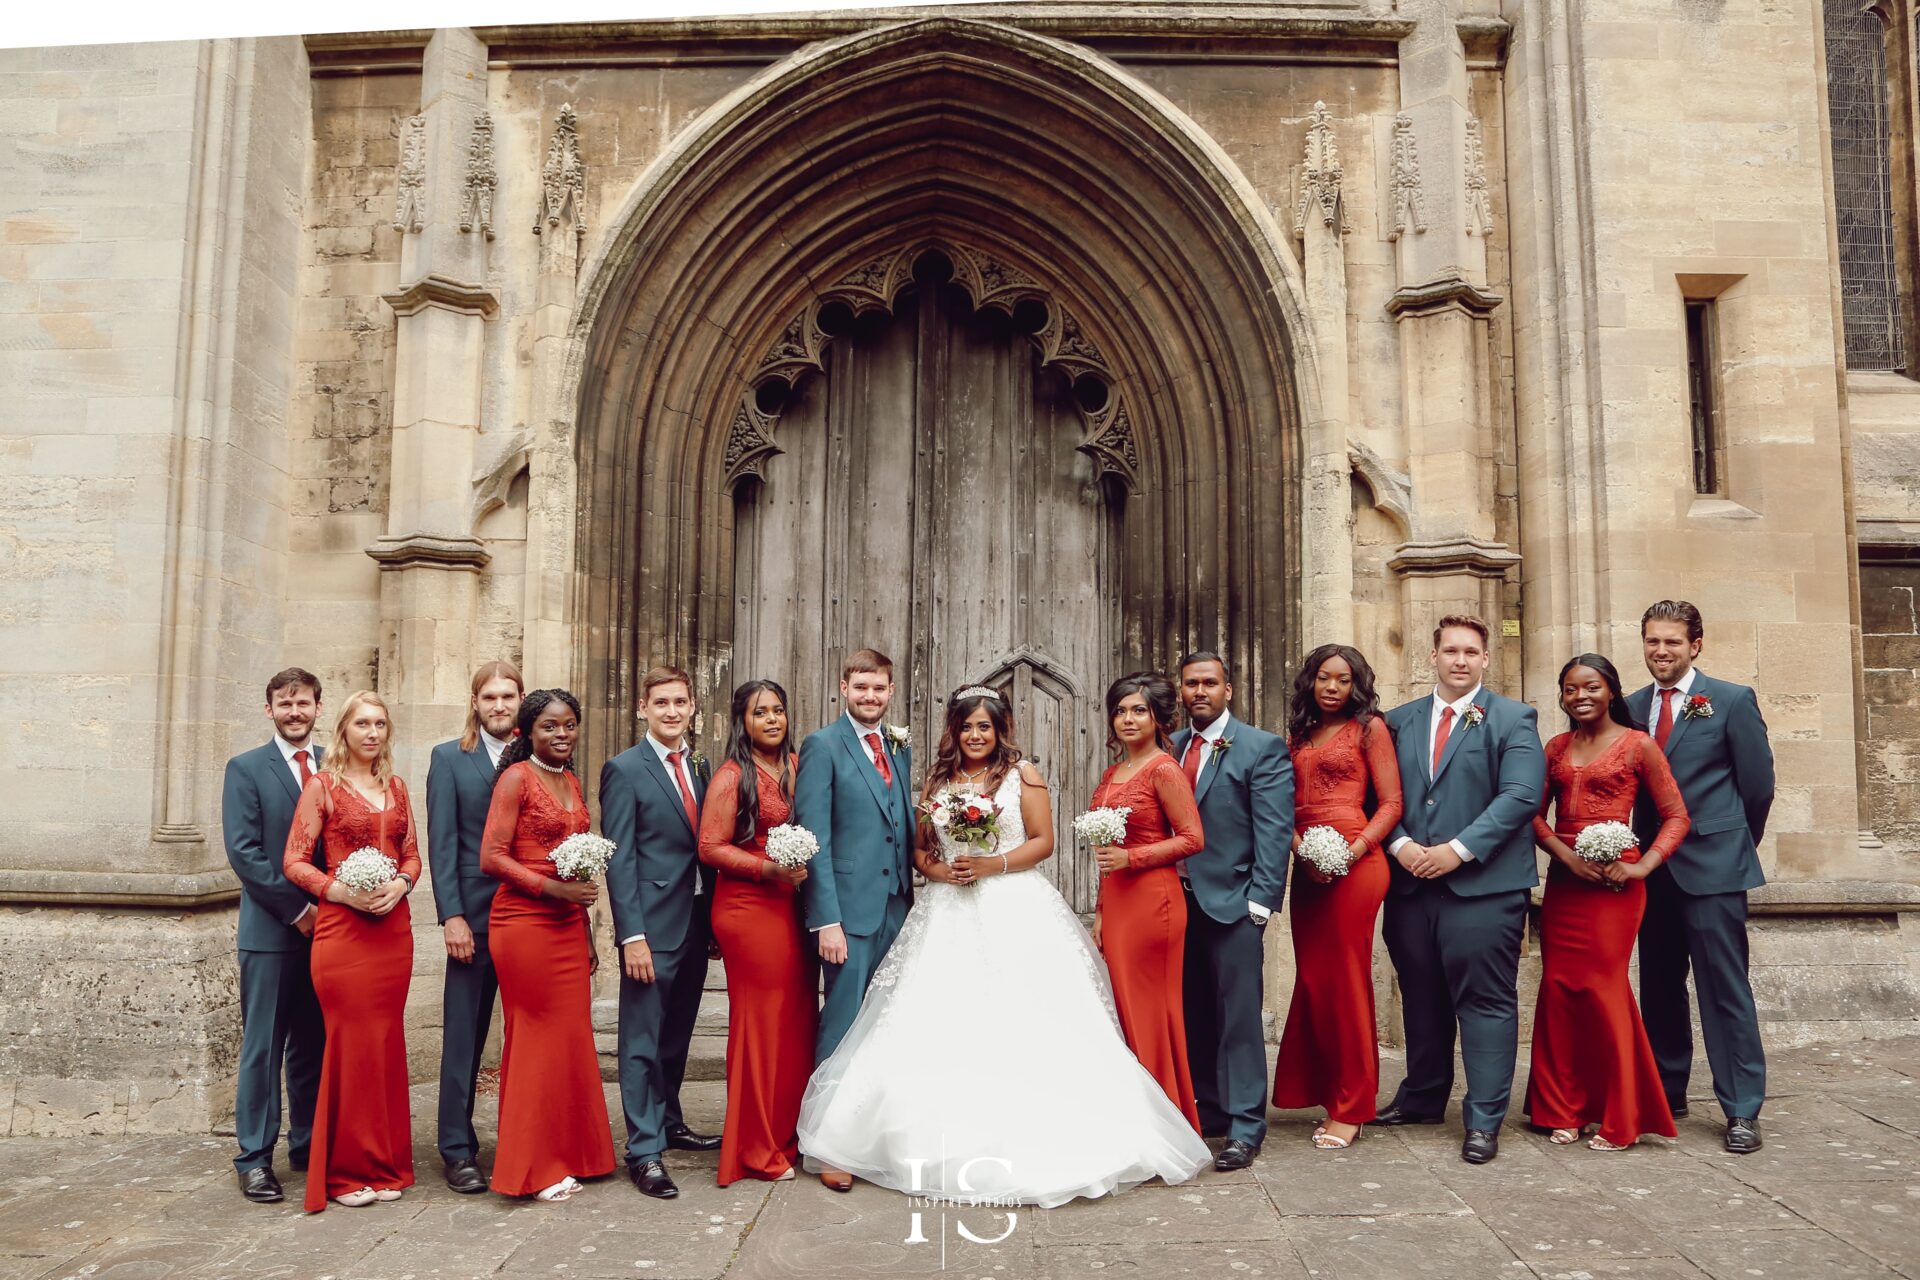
[
  {"left": 541, "top": 16, "right": 1339, "bottom": 765},
  {"left": 724, "top": 237, "right": 1142, "bottom": 494}
]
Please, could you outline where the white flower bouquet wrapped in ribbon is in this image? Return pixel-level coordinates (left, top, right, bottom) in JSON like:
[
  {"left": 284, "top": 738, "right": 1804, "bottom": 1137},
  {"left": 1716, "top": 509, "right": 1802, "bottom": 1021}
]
[
  {"left": 764, "top": 823, "right": 819, "bottom": 869},
  {"left": 1073, "top": 806, "right": 1130, "bottom": 849},
  {"left": 1297, "top": 825, "right": 1355, "bottom": 878},
  {"left": 548, "top": 832, "right": 616, "bottom": 882},
  {"left": 1573, "top": 820, "right": 1640, "bottom": 867},
  {"left": 334, "top": 846, "right": 397, "bottom": 893}
]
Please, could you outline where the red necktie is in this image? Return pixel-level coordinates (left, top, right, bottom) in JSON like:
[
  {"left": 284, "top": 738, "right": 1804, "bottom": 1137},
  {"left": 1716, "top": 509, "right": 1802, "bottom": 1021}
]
[
  {"left": 1655, "top": 688, "right": 1676, "bottom": 749},
  {"left": 1181, "top": 738, "right": 1203, "bottom": 790},
  {"left": 865, "top": 732, "right": 893, "bottom": 787},
  {"left": 1431, "top": 706, "right": 1455, "bottom": 776},
  {"left": 668, "top": 750, "right": 700, "bottom": 830},
  {"left": 293, "top": 748, "right": 313, "bottom": 785}
]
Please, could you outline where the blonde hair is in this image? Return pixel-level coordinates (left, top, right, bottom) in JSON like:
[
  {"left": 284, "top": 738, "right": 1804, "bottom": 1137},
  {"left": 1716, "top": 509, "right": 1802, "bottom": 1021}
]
[
  {"left": 321, "top": 690, "right": 396, "bottom": 794},
  {"left": 460, "top": 660, "right": 524, "bottom": 752}
]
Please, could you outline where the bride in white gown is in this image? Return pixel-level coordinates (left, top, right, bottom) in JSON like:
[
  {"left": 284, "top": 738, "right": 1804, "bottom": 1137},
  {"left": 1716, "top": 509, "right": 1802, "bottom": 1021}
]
[{"left": 796, "top": 685, "right": 1211, "bottom": 1207}]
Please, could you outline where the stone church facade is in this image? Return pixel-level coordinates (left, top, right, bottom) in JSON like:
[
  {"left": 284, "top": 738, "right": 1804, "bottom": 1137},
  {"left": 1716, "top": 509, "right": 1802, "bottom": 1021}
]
[{"left": 3, "top": 0, "right": 1918, "bottom": 1135}]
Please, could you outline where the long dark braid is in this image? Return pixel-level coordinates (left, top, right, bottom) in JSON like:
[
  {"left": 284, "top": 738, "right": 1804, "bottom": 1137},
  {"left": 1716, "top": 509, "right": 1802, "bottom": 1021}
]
[
  {"left": 497, "top": 688, "right": 584, "bottom": 775},
  {"left": 724, "top": 679, "right": 791, "bottom": 844}
]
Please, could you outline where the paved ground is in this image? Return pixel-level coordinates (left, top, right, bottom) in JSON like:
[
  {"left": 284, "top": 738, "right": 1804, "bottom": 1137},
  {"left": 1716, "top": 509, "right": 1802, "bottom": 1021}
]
[{"left": 2, "top": 1037, "right": 1917, "bottom": 1280}]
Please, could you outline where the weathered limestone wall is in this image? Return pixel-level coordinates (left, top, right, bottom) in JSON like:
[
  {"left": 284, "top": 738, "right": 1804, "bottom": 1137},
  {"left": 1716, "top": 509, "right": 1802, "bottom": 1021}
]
[{"left": 0, "top": 35, "right": 311, "bottom": 1131}]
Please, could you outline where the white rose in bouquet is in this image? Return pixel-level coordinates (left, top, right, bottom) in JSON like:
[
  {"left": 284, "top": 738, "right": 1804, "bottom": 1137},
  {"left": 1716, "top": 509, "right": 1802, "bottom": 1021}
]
[
  {"left": 1297, "top": 825, "right": 1354, "bottom": 878},
  {"left": 764, "top": 823, "right": 819, "bottom": 869},
  {"left": 1073, "top": 806, "right": 1130, "bottom": 848},
  {"left": 334, "top": 846, "right": 397, "bottom": 893},
  {"left": 548, "top": 832, "right": 616, "bottom": 882}
]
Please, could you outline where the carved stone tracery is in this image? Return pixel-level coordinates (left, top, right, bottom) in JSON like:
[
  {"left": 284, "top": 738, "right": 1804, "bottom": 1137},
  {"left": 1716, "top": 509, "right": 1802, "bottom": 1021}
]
[
  {"left": 394, "top": 113, "right": 426, "bottom": 234},
  {"left": 460, "top": 111, "right": 496, "bottom": 239},
  {"left": 722, "top": 240, "right": 1143, "bottom": 494},
  {"left": 1296, "top": 100, "right": 1343, "bottom": 235},
  {"left": 1387, "top": 113, "right": 1427, "bottom": 242},
  {"left": 1464, "top": 117, "right": 1492, "bottom": 238},
  {"left": 534, "top": 103, "right": 586, "bottom": 242}
]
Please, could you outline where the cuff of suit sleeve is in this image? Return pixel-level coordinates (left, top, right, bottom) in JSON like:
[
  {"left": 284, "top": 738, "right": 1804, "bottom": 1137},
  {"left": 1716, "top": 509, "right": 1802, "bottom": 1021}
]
[
  {"left": 289, "top": 903, "right": 317, "bottom": 926},
  {"left": 619, "top": 933, "right": 645, "bottom": 946},
  {"left": 1247, "top": 901, "right": 1272, "bottom": 922},
  {"left": 1450, "top": 838, "right": 1475, "bottom": 862},
  {"left": 1389, "top": 836, "right": 1413, "bottom": 855},
  {"left": 810, "top": 922, "right": 840, "bottom": 933}
]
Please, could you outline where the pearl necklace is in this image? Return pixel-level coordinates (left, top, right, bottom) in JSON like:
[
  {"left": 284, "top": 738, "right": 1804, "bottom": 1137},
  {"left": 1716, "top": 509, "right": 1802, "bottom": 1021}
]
[{"left": 529, "top": 754, "right": 567, "bottom": 774}]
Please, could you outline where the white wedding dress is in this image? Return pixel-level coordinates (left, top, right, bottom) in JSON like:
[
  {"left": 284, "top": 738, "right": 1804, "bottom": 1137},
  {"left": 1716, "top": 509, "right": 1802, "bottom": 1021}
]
[{"left": 795, "top": 769, "right": 1211, "bottom": 1206}]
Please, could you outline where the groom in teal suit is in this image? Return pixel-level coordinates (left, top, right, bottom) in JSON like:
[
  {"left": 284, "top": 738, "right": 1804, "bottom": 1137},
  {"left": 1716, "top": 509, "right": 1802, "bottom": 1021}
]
[
  {"left": 797, "top": 647, "right": 916, "bottom": 1191},
  {"left": 1375, "top": 615, "right": 1545, "bottom": 1165}
]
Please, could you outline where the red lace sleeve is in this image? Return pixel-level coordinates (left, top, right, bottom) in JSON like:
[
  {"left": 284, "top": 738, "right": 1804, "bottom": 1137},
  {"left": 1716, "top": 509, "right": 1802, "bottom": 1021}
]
[
  {"left": 1636, "top": 734, "right": 1691, "bottom": 860},
  {"left": 699, "top": 762, "right": 768, "bottom": 879},
  {"left": 392, "top": 777, "right": 423, "bottom": 885},
  {"left": 1127, "top": 760, "right": 1205, "bottom": 870},
  {"left": 479, "top": 764, "right": 548, "bottom": 897},
  {"left": 1531, "top": 736, "right": 1563, "bottom": 849},
  {"left": 282, "top": 776, "right": 334, "bottom": 897},
  {"left": 1358, "top": 719, "right": 1406, "bottom": 853}
]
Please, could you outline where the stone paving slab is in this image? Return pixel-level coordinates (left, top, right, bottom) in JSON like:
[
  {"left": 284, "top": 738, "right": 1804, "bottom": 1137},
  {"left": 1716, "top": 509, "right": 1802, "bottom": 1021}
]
[{"left": 1, "top": 1038, "right": 1917, "bottom": 1280}]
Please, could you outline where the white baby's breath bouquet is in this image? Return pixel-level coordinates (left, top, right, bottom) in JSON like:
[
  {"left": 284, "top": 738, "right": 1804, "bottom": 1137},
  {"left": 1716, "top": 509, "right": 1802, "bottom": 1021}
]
[
  {"left": 334, "top": 846, "right": 397, "bottom": 893},
  {"left": 764, "top": 823, "right": 818, "bottom": 869},
  {"left": 548, "top": 832, "right": 616, "bottom": 882},
  {"left": 1074, "top": 806, "right": 1130, "bottom": 848},
  {"left": 1297, "top": 825, "right": 1354, "bottom": 878},
  {"left": 1573, "top": 821, "right": 1640, "bottom": 867}
]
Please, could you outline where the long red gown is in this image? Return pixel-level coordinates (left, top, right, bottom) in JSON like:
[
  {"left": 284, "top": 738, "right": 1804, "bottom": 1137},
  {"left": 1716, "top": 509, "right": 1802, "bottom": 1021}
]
[
  {"left": 1526, "top": 729, "right": 1689, "bottom": 1145},
  {"left": 1271, "top": 717, "right": 1405, "bottom": 1124},
  {"left": 283, "top": 774, "right": 421, "bottom": 1212},
  {"left": 1092, "top": 752, "right": 1204, "bottom": 1131},
  {"left": 480, "top": 761, "right": 616, "bottom": 1195},
  {"left": 698, "top": 755, "right": 817, "bottom": 1186}
]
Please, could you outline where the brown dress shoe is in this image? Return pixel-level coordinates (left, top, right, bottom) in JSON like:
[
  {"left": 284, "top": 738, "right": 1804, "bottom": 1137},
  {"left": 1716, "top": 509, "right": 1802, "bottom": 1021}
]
[{"left": 819, "top": 1166, "right": 854, "bottom": 1192}]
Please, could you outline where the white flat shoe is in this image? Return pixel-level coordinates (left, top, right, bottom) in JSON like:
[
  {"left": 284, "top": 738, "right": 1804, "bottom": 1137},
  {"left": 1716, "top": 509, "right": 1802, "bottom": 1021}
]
[
  {"left": 333, "top": 1187, "right": 378, "bottom": 1208},
  {"left": 373, "top": 1188, "right": 403, "bottom": 1201}
]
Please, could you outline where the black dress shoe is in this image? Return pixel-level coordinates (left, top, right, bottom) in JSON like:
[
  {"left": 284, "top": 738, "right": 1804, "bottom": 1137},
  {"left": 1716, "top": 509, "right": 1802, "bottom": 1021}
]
[
  {"left": 238, "top": 1167, "right": 284, "bottom": 1203},
  {"left": 1724, "top": 1116, "right": 1762, "bottom": 1154},
  {"left": 1461, "top": 1129, "right": 1500, "bottom": 1164},
  {"left": 444, "top": 1158, "right": 487, "bottom": 1194},
  {"left": 1213, "top": 1139, "right": 1260, "bottom": 1171},
  {"left": 1374, "top": 1102, "right": 1445, "bottom": 1126},
  {"left": 665, "top": 1124, "right": 721, "bottom": 1152},
  {"left": 629, "top": 1159, "right": 679, "bottom": 1198},
  {"left": 1667, "top": 1098, "right": 1689, "bottom": 1120}
]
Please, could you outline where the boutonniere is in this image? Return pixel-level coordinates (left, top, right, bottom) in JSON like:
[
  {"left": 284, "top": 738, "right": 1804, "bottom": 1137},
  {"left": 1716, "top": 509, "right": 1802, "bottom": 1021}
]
[
  {"left": 1682, "top": 693, "right": 1714, "bottom": 721},
  {"left": 689, "top": 750, "right": 710, "bottom": 772},
  {"left": 884, "top": 724, "right": 911, "bottom": 751},
  {"left": 1213, "top": 736, "right": 1234, "bottom": 757},
  {"left": 1461, "top": 704, "right": 1486, "bottom": 729}
]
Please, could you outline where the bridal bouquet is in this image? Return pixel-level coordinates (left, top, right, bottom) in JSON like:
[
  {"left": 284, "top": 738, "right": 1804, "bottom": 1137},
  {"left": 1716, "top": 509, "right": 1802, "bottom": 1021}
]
[
  {"left": 1073, "top": 806, "right": 1130, "bottom": 849},
  {"left": 923, "top": 789, "right": 999, "bottom": 855},
  {"left": 334, "top": 846, "right": 397, "bottom": 893},
  {"left": 764, "top": 823, "right": 819, "bottom": 869},
  {"left": 1573, "top": 821, "right": 1640, "bottom": 866},
  {"left": 1297, "top": 825, "right": 1354, "bottom": 878},
  {"left": 548, "top": 832, "right": 616, "bottom": 881}
]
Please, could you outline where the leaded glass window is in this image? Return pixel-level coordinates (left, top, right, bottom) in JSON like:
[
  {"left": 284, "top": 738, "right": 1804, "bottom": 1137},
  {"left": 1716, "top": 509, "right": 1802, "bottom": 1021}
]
[{"left": 1825, "top": 2, "right": 1905, "bottom": 370}]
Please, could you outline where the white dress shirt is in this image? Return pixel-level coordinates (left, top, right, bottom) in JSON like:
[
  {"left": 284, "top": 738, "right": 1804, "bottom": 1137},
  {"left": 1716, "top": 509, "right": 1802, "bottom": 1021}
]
[
  {"left": 619, "top": 733, "right": 704, "bottom": 948},
  {"left": 1389, "top": 684, "right": 1484, "bottom": 864},
  {"left": 481, "top": 730, "right": 509, "bottom": 771},
  {"left": 273, "top": 735, "right": 320, "bottom": 926}
]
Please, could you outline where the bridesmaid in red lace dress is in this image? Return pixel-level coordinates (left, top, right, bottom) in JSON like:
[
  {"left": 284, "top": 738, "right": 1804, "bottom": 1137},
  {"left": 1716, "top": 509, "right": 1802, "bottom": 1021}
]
[
  {"left": 1091, "top": 672, "right": 1204, "bottom": 1131},
  {"left": 1271, "top": 646, "right": 1405, "bottom": 1150},
  {"left": 698, "top": 679, "right": 814, "bottom": 1186},
  {"left": 283, "top": 691, "right": 421, "bottom": 1212},
  {"left": 1527, "top": 654, "right": 1689, "bottom": 1151},
  {"left": 480, "top": 688, "right": 616, "bottom": 1200}
]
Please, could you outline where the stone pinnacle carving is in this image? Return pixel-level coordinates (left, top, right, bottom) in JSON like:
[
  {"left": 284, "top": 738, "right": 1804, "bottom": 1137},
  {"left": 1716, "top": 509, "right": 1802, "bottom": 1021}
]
[
  {"left": 1296, "top": 101, "right": 1344, "bottom": 235},
  {"left": 393, "top": 113, "right": 426, "bottom": 234},
  {"left": 1387, "top": 113, "right": 1427, "bottom": 242},
  {"left": 1464, "top": 117, "right": 1493, "bottom": 238},
  {"left": 534, "top": 103, "right": 586, "bottom": 242},
  {"left": 460, "top": 111, "right": 496, "bottom": 239}
]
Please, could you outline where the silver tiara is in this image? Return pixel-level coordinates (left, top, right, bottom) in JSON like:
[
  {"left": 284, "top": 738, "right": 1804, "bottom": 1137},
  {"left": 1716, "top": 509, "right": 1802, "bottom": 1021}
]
[{"left": 955, "top": 685, "right": 1003, "bottom": 702}]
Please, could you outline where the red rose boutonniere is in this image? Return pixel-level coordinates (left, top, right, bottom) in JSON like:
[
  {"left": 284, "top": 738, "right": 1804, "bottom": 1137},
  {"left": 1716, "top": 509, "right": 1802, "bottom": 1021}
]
[
  {"left": 1461, "top": 704, "right": 1487, "bottom": 729},
  {"left": 1682, "top": 693, "right": 1714, "bottom": 721}
]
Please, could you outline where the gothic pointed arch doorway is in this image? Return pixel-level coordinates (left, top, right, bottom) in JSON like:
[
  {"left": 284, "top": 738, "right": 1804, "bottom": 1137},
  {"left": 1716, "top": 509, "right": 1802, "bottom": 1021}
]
[{"left": 562, "top": 17, "right": 1320, "bottom": 911}]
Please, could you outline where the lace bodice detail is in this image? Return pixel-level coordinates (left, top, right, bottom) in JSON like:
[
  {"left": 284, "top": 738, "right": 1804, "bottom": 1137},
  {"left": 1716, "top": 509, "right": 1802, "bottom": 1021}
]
[{"left": 931, "top": 768, "right": 1028, "bottom": 864}]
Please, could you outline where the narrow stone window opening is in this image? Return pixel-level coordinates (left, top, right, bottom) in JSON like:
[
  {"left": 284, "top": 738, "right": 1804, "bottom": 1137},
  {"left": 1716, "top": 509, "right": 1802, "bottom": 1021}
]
[{"left": 1684, "top": 299, "right": 1726, "bottom": 497}]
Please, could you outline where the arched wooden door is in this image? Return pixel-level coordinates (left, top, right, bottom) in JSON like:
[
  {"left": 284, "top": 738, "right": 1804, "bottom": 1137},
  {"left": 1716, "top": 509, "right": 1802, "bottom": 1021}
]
[{"left": 731, "top": 280, "right": 1118, "bottom": 912}]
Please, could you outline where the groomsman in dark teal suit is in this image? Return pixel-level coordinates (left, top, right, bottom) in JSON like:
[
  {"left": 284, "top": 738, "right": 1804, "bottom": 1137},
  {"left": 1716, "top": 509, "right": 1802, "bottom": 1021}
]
[
  {"left": 1172, "top": 652, "right": 1293, "bottom": 1171},
  {"left": 1375, "top": 616, "right": 1545, "bottom": 1165},
  {"left": 797, "top": 647, "right": 916, "bottom": 1192},
  {"left": 1629, "top": 600, "right": 1774, "bottom": 1154},
  {"left": 222, "top": 668, "right": 327, "bottom": 1204},
  {"left": 425, "top": 660, "right": 522, "bottom": 1194},
  {"left": 604, "top": 665, "right": 722, "bottom": 1200}
]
